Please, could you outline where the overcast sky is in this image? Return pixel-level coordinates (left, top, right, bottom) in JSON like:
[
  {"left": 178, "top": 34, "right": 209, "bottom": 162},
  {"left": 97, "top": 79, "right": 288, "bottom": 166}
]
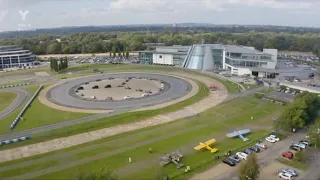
[{"left": 0, "top": 0, "right": 319, "bottom": 32}]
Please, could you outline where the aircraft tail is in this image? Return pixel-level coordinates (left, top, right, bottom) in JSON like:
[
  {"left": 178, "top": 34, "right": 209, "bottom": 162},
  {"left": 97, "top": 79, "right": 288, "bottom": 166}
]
[{"left": 239, "top": 134, "right": 249, "bottom": 141}]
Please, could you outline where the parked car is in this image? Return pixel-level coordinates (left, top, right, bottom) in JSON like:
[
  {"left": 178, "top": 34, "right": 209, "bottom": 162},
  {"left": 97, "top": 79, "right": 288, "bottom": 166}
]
[
  {"left": 278, "top": 172, "right": 293, "bottom": 180},
  {"left": 249, "top": 146, "right": 260, "bottom": 153},
  {"left": 228, "top": 155, "right": 241, "bottom": 163},
  {"left": 289, "top": 145, "right": 301, "bottom": 151},
  {"left": 265, "top": 136, "right": 277, "bottom": 143},
  {"left": 281, "top": 168, "right": 298, "bottom": 176},
  {"left": 242, "top": 149, "right": 252, "bottom": 155},
  {"left": 256, "top": 142, "right": 267, "bottom": 149},
  {"left": 282, "top": 151, "right": 294, "bottom": 159},
  {"left": 299, "top": 140, "right": 310, "bottom": 146},
  {"left": 294, "top": 143, "right": 306, "bottom": 149},
  {"left": 269, "top": 135, "right": 280, "bottom": 141},
  {"left": 222, "top": 158, "right": 236, "bottom": 167},
  {"left": 236, "top": 152, "right": 248, "bottom": 160}
]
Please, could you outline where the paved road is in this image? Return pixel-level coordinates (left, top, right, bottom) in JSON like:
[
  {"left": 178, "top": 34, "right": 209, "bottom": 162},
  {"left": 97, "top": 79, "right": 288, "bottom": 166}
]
[
  {"left": 47, "top": 73, "right": 191, "bottom": 110},
  {"left": 0, "top": 88, "right": 30, "bottom": 120}
]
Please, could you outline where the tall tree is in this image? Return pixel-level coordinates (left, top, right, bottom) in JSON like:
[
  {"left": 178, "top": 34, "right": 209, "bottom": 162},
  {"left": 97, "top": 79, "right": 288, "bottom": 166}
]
[
  {"left": 308, "top": 119, "right": 320, "bottom": 148},
  {"left": 238, "top": 154, "right": 260, "bottom": 180}
]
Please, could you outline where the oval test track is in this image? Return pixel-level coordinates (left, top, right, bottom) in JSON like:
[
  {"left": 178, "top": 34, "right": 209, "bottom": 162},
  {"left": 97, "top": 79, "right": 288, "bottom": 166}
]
[
  {"left": 0, "top": 73, "right": 192, "bottom": 141},
  {"left": 47, "top": 73, "right": 191, "bottom": 110}
]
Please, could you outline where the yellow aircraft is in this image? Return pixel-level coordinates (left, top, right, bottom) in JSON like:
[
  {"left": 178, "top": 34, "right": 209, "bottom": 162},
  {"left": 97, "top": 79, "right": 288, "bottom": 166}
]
[{"left": 194, "top": 139, "right": 218, "bottom": 153}]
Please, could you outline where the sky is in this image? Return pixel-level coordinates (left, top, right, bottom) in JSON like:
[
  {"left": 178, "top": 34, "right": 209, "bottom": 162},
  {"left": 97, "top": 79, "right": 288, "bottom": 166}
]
[{"left": 0, "top": 0, "right": 319, "bottom": 32}]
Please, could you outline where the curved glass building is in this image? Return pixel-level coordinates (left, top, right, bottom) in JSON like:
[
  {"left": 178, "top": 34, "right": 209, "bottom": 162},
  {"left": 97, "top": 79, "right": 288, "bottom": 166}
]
[
  {"left": 138, "top": 44, "right": 278, "bottom": 77},
  {"left": 0, "top": 46, "right": 35, "bottom": 69}
]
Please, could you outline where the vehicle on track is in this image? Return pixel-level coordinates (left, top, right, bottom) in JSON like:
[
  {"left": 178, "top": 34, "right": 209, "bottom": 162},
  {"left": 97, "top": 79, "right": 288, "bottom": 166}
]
[
  {"left": 124, "top": 96, "right": 132, "bottom": 100},
  {"left": 92, "top": 85, "right": 99, "bottom": 89}
]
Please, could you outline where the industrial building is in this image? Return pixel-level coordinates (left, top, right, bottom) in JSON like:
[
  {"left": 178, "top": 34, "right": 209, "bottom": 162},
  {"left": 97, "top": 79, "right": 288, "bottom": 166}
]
[
  {"left": 138, "top": 44, "right": 279, "bottom": 77},
  {"left": 0, "top": 46, "right": 35, "bottom": 69}
]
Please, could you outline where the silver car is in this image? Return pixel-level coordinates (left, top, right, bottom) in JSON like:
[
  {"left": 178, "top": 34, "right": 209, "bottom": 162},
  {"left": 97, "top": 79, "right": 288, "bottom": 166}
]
[{"left": 281, "top": 168, "right": 298, "bottom": 176}]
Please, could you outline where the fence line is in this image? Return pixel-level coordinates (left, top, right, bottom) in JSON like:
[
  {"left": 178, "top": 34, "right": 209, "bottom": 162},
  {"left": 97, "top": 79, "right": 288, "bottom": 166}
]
[
  {"left": 9, "top": 85, "right": 43, "bottom": 130},
  {"left": 0, "top": 82, "right": 30, "bottom": 89}
]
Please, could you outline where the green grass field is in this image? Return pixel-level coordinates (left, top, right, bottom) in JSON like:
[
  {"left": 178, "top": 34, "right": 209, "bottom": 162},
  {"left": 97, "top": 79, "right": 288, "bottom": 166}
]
[
  {"left": 0, "top": 96, "right": 284, "bottom": 180},
  {"left": 0, "top": 92, "right": 17, "bottom": 111},
  {"left": 0, "top": 67, "right": 51, "bottom": 78},
  {"left": 0, "top": 85, "right": 93, "bottom": 135},
  {"left": 57, "top": 64, "right": 241, "bottom": 93},
  {"left": 0, "top": 81, "right": 209, "bottom": 150}
]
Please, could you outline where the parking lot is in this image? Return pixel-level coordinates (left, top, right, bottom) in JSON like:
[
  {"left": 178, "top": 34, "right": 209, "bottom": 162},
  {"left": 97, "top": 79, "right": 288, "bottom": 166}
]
[{"left": 191, "top": 132, "right": 308, "bottom": 180}]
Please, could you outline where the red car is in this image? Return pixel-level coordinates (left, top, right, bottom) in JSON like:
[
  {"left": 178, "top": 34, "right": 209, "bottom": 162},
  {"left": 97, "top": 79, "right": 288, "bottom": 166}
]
[{"left": 282, "top": 151, "right": 294, "bottom": 159}]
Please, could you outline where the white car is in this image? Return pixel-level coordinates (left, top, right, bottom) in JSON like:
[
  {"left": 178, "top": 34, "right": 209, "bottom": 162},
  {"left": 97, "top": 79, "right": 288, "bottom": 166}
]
[
  {"left": 278, "top": 172, "right": 293, "bottom": 180},
  {"left": 91, "top": 96, "right": 96, "bottom": 99},
  {"left": 124, "top": 96, "right": 132, "bottom": 100},
  {"left": 236, "top": 152, "right": 248, "bottom": 160},
  {"left": 269, "top": 135, "right": 280, "bottom": 141},
  {"left": 294, "top": 143, "right": 306, "bottom": 149},
  {"left": 256, "top": 142, "right": 267, "bottom": 149},
  {"left": 299, "top": 140, "right": 309, "bottom": 146},
  {"left": 142, "top": 93, "right": 149, "bottom": 97},
  {"left": 281, "top": 168, "right": 298, "bottom": 176},
  {"left": 265, "top": 136, "right": 277, "bottom": 143}
]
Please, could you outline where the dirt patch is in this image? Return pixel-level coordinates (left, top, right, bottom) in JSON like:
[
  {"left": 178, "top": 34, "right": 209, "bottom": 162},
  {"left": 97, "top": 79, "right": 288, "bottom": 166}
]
[
  {"left": 77, "top": 78, "right": 161, "bottom": 101},
  {"left": 35, "top": 71, "right": 50, "bottom": 76}
]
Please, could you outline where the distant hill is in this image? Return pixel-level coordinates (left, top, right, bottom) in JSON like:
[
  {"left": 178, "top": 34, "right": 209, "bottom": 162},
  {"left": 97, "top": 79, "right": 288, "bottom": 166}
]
[{"left": 1, "top": 23, "right": 320, "bottom": 38}]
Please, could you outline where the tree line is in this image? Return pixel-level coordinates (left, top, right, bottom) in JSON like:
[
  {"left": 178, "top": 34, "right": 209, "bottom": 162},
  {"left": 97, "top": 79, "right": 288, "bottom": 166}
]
[
  {"left": 50, "top": 57, "right": 68, "bottom": 72},
  {"left": 277, "top": 92, "right": 320, "bottom": 131},
  {"left": 0, "top": 31, "right": 320, "bottom": 56}
]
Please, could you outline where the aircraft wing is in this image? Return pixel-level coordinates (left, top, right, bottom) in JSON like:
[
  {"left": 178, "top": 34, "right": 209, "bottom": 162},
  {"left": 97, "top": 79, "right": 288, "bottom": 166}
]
[
  {"left": 204, "top": 139, "right": 216, "bottom": 145},
  {"left": 238, "top": 129, "right": 251, "bottom": 135},
  {"left": 194, "top": 144, "right": 206, "bottom": 150},
  {"left": 227, "top": 131, "right": 239, "bottom": 137}
]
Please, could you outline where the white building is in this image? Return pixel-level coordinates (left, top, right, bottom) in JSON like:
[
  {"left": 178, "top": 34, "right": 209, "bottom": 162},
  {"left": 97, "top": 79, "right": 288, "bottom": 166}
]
[{"left": 0, "top": 46, "right": 35, "bottom": 69}]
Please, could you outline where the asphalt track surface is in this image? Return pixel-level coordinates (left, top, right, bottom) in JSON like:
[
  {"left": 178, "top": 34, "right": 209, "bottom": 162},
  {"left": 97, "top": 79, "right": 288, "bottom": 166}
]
[
  {"left": 0, "top": 88, "right": 29, "bottom": 120},
  {"left": 0, "top": 73, "right": 192, "bottom": 141},
  {"left": 47, "top": 73, "right": 192, "bottom": 110}
]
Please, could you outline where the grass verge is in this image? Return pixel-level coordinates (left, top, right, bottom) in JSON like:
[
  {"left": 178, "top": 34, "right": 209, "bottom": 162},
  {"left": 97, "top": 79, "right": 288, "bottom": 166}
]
[
  {"left": 277, "top": 157, "right": 308, "bottom": 170},
  {"left": 0, "top": 92, "right": 17, "bottom": 111},
  {"left": 0, "top": 96, "right": 283, "bottom": 179},
  {"left": 0, "top": 85, "right": 93, "bottom": 135},
  {"left": 0, "top": 80, "right": 209, "bottom": 150}
]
